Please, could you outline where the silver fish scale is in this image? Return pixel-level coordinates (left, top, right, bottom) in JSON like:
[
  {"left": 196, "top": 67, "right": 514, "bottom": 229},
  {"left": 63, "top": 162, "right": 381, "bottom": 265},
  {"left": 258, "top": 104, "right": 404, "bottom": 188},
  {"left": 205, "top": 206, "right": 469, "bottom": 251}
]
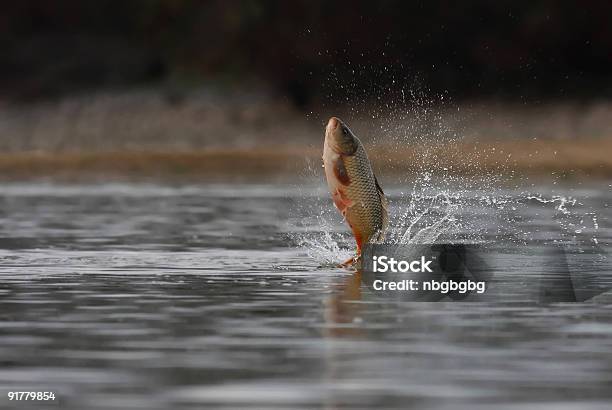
[{"left": 343, "top": 138, "right": 385, "bottom": 243}]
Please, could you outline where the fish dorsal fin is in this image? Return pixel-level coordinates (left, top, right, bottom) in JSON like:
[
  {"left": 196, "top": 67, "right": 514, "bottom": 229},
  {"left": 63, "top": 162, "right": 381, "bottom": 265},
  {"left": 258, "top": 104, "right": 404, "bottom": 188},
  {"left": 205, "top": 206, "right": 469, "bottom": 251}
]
[{"left": 374, "top": 175, "right": 389, "bottom": 233}]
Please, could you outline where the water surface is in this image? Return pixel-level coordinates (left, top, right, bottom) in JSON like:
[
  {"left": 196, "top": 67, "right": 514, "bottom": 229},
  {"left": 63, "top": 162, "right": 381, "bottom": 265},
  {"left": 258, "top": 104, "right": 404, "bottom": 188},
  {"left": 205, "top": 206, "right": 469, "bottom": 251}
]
[{"left": 0, "top": 183, "right": 611, "bottom": 410}]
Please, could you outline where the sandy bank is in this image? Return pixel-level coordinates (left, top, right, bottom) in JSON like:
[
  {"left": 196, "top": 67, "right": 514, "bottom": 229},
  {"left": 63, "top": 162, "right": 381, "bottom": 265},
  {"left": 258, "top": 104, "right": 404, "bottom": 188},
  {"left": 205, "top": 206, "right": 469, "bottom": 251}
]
[{"left": 1, "top": 137, "right": 610, "bottom": 181}]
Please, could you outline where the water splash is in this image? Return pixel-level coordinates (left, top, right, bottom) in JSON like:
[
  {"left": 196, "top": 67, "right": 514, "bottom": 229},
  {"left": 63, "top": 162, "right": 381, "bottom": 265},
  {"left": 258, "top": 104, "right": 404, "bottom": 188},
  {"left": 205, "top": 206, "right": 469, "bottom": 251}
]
[
  {"left": 387, "top": 192, "right": 459, "bottom": 245},
  {"left": 291, "top": 107, "right": 601, "bottom": 264},
  {"left": 296, "top": 230, "right": 352, "bottom": 267},
  {"left": 526, "top": 194, "right": 577, "bottom": 215},
  {"left": 294, "top": 78, "right": 601, "bottom": 265}
]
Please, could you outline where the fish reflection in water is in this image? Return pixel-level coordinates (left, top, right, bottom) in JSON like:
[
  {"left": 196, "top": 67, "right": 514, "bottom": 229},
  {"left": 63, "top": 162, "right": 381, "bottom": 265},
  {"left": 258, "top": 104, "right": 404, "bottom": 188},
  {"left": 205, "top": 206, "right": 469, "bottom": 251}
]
[
  {"left": 325, "top": 243, "right": 611, "bottom": 332},
  {"left": 324, "top": 270, "right": 365, "bottom": 338}
]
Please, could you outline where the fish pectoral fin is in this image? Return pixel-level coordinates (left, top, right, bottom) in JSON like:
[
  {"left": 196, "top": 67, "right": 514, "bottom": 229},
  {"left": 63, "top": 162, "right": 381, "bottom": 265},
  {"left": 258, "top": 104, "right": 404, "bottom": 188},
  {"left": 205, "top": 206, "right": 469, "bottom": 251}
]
[
  {"left": 333, "top": 156, "right": 351, "bottom": 185},
  {"left": 332, "top": 188, "right": 354, "bottom": 216}
]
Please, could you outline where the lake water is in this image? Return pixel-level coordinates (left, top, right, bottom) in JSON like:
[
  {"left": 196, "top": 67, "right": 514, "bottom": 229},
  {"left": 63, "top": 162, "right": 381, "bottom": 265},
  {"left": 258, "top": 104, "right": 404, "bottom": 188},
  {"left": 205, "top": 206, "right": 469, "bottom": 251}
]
[{"left": 0, "top": 182, "right": 611, "bottom": 410}]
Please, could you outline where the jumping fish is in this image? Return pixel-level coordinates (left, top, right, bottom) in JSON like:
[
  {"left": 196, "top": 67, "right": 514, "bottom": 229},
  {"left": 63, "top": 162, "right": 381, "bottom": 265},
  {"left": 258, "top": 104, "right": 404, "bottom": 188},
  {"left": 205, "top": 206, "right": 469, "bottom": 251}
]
[{"left": 323, "top": 117, "right": 388, "bottom": 266}]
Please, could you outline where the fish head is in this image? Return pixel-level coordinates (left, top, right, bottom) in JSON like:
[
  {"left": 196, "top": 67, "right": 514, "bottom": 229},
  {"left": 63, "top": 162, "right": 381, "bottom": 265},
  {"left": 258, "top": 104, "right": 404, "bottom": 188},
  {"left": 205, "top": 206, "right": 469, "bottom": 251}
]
[{"left": 325, "top": 117, "right": 358, "bottom": 155}]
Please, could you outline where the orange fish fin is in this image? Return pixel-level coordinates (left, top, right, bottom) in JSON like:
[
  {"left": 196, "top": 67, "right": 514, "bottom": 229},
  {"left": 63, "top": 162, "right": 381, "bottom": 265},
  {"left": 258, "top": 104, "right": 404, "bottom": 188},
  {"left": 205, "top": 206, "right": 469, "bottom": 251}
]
[
  {"left": 332, "top": 188, "right": 353, "bottom": 216},
  {"left": 339, "top": 256, "right": 356, "bottom": 268},
  {"left": 333, "top": 156, "right": 351, "bottom": 185},
  {"left": 355, "top": 232, "right": 363, "bottom": 254}
]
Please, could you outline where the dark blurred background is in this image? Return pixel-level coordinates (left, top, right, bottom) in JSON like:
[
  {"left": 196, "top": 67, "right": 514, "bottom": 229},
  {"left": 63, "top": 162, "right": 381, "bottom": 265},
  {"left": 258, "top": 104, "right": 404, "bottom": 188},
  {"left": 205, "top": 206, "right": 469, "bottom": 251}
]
[
  {"left": 1, "top": 1, "right": 611, "bottom": 180},
  {"left": 2, "top": 0, "right": 611, "bottom": 106}
]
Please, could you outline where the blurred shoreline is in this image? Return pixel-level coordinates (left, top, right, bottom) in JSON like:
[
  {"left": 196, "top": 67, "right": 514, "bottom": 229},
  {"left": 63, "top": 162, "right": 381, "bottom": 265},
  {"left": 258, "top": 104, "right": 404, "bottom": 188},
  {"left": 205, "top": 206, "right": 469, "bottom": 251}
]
[
  {"left": 1, "top": 138, "right": 611, "bottom": 182},
  {"left": 1, "top": 89, "right": 611, "bottom": 181}
]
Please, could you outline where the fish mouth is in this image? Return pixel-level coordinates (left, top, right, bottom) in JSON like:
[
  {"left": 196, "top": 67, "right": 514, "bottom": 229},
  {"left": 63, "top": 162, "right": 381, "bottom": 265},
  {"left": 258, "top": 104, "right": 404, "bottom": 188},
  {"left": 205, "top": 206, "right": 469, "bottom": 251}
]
[
  {"left": 326, "top": 117, "right": 340, "bottom": 132},
  {"left": 325, "top": 117, "right": 347, "bottom": 154}
]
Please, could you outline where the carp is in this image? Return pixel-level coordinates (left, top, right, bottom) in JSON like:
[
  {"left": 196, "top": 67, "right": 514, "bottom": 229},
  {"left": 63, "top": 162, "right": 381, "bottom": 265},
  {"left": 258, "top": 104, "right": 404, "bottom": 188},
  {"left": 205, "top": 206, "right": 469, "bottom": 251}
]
[{"left": 323, "top": 117, "right": 388, "bottom": 266}]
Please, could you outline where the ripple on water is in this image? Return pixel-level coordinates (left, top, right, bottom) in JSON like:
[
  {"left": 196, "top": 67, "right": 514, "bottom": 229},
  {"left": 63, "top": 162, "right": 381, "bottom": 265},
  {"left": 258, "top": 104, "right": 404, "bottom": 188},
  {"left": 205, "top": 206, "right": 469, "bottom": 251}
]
[{"left": 0, "top": 183, "right": 610, "bottom": 409}]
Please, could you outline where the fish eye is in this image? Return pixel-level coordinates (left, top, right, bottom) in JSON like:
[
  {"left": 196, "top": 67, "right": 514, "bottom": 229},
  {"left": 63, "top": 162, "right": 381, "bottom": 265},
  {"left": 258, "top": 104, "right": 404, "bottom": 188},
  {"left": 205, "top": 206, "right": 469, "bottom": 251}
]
[{"left": 341, "top": 126, "right": 349, "bottom": 136}]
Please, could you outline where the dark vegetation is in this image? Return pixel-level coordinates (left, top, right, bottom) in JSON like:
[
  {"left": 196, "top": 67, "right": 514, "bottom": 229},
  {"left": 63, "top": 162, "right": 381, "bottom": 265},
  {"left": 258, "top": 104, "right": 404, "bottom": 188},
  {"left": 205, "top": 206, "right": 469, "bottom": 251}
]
[{"left": 2, "top": 1, "right": 611, "bottom": 105}]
